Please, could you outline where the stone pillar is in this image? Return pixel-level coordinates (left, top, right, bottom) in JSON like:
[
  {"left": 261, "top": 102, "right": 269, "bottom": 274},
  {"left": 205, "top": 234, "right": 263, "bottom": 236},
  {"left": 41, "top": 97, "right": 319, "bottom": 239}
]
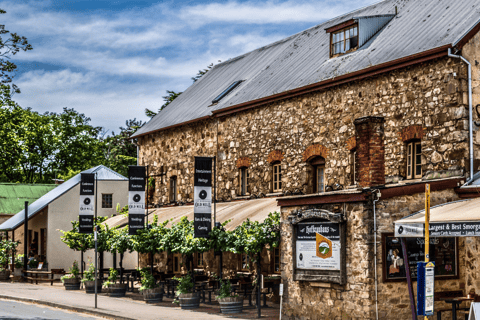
[{"left": 354, "top": 116, "right": 385, "bottom": 187}]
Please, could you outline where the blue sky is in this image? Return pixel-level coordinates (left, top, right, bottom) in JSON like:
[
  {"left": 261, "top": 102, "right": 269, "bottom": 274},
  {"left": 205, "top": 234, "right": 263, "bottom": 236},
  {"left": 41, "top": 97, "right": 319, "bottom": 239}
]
[{"left": 3, "top": 0, "right": 378, "bottom": 133}]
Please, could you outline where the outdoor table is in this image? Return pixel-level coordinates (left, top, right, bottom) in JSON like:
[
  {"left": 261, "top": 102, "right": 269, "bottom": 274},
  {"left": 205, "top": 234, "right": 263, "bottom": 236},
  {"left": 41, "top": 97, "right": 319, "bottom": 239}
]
[
  {"left": 441, "top": 297, "right": 473, "bottom": 320},
  {"left": 23, "top": 270, "right": 58, "bottom": 285}
]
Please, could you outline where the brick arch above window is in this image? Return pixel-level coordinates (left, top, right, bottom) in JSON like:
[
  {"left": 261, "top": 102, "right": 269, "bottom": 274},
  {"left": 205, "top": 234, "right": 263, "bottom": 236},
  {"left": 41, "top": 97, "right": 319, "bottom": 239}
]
[
  {"left": 236, "top": 157, "right": 251, "bottom": 168},
  {"left": 346, "top": 136, "right": 356, "bottom": 151},
  {"left": 267, "top": 150, "right": 284, "bottom": 164},
  {"left": 303, "top": 144, "right": 329, "bottom": 162},
  {"left": 399, "top": 125, "right": 424, "bottom": 142}
]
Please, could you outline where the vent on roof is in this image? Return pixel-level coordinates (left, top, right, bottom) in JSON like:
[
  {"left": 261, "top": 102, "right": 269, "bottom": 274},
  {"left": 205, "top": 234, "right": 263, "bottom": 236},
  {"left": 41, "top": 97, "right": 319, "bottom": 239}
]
[{"left": 212, "top": 80, "right": 243, "bottom": 104}]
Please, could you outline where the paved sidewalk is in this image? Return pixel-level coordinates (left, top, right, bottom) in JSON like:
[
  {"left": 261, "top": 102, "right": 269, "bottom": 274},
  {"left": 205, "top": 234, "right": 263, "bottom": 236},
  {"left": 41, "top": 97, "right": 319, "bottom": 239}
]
[{"left": 0, "top": 282, "right": 238, "bottom": 320}]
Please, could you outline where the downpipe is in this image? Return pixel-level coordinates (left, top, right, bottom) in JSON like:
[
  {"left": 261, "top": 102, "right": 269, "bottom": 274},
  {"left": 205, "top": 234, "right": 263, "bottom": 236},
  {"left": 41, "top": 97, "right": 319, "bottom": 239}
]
[
  {"left": 373, "top": 190, "right": 380, "bottom": 320},
  {"left": 448, "top": 48, "right": 474, "bottom": 183}
]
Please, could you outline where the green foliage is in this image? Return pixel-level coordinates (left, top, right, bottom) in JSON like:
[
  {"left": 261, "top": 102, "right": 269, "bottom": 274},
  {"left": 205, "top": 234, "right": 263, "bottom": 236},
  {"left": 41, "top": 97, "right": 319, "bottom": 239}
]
[
  {"left": 103, "top": 268, "right": 118, "bottom": 287},
  {"left": 162, "top": 216, "right": 210, "bottom": 256},
  {"left": 61, "top": 261, "right": 80, "bottom": 282},
  {"left": 14, "top": 254, "right": 23, "bottom": 269},
  {"left": 133, "top": 215, "right": 169, "bottom": 254},
  {"left": 109, "top": 227, "right": 134, "bottom": 255},
  {"left": 215, "top": 277, "right": 237, "bottom": 300},
  {"left": 58, "top": 168, "right": 81, "bottom": 181},
  {"left": 0, "top": 9, "right": 32, "bottom": 106},
  {"left": 139, "top": 268, "right": 157, "bottom": 291},
  {"left": 60, "top": 216, "right": 109, "bottom": 253},
  {"left": 81, "top": 263, "right": 95, "bottom": 283},
  {"left": 145, "top": 91, "right": 182, "bottom": 118},
  {"left": 0, "top": 239, "right": 18, "bottom": 270},
  {"left": 173, "top": 273, "right": 194, "bottom": 296},
  {"left": 28, "top": 258, "right": 38, "bottom": 269}
]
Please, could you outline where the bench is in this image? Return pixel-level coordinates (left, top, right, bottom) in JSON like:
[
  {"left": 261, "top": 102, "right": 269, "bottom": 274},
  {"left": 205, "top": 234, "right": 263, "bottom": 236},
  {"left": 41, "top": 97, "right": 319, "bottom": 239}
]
[
  {"left": 435, "top": 291, "right": 466, "bottom": 320},
  {"left": 23, "top": 269, "right": 64, "bottom": 286}
]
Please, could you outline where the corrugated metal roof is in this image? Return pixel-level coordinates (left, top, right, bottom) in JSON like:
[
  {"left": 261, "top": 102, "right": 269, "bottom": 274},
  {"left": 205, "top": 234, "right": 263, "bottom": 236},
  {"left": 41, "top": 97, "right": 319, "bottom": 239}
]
[
  {"left": 0, "top": 184, "right": 57, "bottom": 215},
  {"left": 132, "top": 0, "right": 480, "bottom": 138},
  {"left": 104, "top": 198, "right": 279, "bottom": 231},
  {"left": 0, "top": 165, "right": 127, "bottom": 231}
]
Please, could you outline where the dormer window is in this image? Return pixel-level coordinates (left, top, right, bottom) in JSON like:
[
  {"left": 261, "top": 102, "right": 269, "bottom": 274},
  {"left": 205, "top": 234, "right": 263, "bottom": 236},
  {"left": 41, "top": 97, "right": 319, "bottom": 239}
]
[{"left": 331, "top": 25, "right": 358, "bottom": 56}]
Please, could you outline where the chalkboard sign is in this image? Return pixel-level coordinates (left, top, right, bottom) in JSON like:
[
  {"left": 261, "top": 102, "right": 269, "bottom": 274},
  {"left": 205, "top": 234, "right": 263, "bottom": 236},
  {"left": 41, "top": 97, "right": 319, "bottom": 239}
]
[{"left": 382, "top": 233, "right": 458, "bottom": 282}]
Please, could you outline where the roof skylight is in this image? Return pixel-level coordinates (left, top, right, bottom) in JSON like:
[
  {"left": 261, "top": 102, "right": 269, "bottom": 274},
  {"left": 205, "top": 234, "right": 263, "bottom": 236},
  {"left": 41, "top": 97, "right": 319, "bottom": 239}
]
[{"left": 212, "top": 80, "right": 243, "bottom": 104}]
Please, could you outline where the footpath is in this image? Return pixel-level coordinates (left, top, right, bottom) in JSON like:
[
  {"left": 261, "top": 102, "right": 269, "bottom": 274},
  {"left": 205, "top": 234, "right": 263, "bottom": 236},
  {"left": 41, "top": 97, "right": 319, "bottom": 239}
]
[{"left": 0, "top": 282, "right": 241, "bottom": 320}]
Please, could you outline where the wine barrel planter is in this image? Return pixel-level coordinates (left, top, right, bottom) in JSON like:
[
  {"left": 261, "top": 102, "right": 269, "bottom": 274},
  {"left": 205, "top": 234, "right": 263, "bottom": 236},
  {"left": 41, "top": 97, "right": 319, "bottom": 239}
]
[
  {"left": 63, "top": 277, "right": 81, "bottom": 290},
  {"left": 108, "top": 283, "right": 127, "bottom": 297},
  {"left": 13, "top": 269, "right": 22, "bottom": 277},
  {"left": 218, "top": 296, "right": 244, "bottom": 314},
  {"left": 142, "top": 287, "right": 164, "bottom": 303},
  {"left": 178, "top": 292, "right": 200, "bottom": 309},
  {"left": 84, "top": 280, "right": 103, "bottom": 294},
  {"left": 0, "top": 270, "right": 11, "bottom": 281}
]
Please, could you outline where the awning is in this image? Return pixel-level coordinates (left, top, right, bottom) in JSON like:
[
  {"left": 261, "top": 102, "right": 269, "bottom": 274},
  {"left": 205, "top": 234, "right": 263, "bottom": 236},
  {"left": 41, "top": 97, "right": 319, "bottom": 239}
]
[
  {"left": 105, "top": 197, "right": 279, "bottom": 231},
  {"left": 394, "top": 198, "right": 480, "bottom": 237}
]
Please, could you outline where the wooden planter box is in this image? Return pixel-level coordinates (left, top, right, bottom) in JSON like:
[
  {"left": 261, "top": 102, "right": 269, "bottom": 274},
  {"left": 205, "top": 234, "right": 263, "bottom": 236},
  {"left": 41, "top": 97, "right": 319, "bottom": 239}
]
[
  {"left": 142, "top": 287, "right": 163, "bottom": 303},
  {"left": 83, "top": 280, "right": 103, "bottom": 294},
  {"left": 107, "top": 283, "right": 127, "bottom": 297},
  {"left": 63, "top": 277, "right": 80, "bottom": 290},
  {"left": 218, "top": 296, "right": 244, "bottom": 314},
  {"left": 178, "top": 292, "right": 200, "bottom": 309},
  {"left": 0, "top": 270, "right": 10, "bottom": 281}
]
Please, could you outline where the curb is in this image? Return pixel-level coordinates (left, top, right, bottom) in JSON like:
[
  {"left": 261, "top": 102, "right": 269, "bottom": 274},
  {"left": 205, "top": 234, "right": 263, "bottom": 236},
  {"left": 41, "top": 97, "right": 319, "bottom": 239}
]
[{"left": 0, "top": 295, "right": 137, "bottom": 320}]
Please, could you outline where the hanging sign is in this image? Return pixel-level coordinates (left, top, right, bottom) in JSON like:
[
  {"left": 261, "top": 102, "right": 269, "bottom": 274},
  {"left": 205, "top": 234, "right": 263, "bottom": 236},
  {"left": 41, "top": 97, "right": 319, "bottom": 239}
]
[
  {"left": 296, "top": 222, "right": 341, "bottom": 270},
  {"left": 79, "top": 173, "right": 95, "bottom": 234},
  {"left": 128, "top": 166, "right": 146, "bottom": 235},
  {"left": 194, "top": 157, "right": 213, "bottom": 238}
]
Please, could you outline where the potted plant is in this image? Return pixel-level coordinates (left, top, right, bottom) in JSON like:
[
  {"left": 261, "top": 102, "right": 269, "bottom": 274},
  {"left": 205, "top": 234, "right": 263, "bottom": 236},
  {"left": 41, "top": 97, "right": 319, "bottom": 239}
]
[
  {"left": 0, "top": 239, "right": 19, "bottom": 280},
  {"left": 174, "top": 274, "right": 199, "bottom": 309},
  {"left": 81, "top": 263, "right": 102, "bottom": 294},
  {"left": 103, "top": 268, "right": 127, "bottom": 297},
  {"left": 216, "top": 277, "right": 243, "bottom": 314},
  {"left": 139, "top": 268, "right": 163, "bottom": 303},
  {"left": 13, "top": 254, "right": 24, "bottom": 277},
  {"left": 61, "top": 261, "right": 81, "bottom": 290}
]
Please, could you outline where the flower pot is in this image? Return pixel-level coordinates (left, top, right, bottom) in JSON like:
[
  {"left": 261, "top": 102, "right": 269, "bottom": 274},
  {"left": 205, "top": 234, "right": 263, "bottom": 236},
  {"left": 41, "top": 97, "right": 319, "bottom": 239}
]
[
  {"left": 218, "top": 296, "right": 244, "bottom": 314},
  {"left": 13, "top": 269, "right": 22, "bottom": 277},
  {"left": 142, "top": 287, "right": 164, "bottom": 303},
  {"left": 63, "top": 277, "right": 81, "bottom": 290},
  {"left": 178, "top": 292, "right": 200, "bottom": 309},
  {"left": 84, "top": 280, "right": 103, "bottom": 294},
  {"left": 108, "top": 283, "right": 127, "bottom": 297},
  {"left": 0, "top": 270, "right": 11, "bottom": 281}
]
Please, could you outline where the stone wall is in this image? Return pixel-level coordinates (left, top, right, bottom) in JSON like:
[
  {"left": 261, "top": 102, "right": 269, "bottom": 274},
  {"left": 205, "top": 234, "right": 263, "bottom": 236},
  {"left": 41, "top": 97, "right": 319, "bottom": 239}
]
[
  {"left": 139, "top": 57, "right": 469, "bottom": 206},
  {"left": 279, "top": 188, "right": 465, "bottom": 320}
]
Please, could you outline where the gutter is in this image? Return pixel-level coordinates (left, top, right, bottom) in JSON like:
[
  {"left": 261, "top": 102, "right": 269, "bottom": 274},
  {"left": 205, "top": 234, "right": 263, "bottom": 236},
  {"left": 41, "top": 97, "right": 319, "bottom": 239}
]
[{"left": 448, "top": 48, "right": 474, "bottom": 183}]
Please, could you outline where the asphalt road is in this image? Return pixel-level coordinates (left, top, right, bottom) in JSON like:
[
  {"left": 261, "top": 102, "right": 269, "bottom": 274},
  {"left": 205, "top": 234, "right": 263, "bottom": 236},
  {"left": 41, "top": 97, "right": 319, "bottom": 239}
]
[{"left": 0, "top": 300, "right": 101, "bottom": 320}]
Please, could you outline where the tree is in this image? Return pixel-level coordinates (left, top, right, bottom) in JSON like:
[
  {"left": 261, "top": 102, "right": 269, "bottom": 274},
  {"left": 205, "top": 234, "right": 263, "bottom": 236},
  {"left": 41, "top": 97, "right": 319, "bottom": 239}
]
[
  {"left": 109, "top": 227, "right": 134, "bottom": 283},
  {"left": 0, "top": 9, "right": 32, "bottom": 105}
]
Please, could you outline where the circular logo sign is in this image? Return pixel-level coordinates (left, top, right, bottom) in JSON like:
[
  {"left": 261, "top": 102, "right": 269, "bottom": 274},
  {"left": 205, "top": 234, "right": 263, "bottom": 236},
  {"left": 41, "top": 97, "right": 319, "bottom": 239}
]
[
  {"left": 398, "top": 226, "right": 404, "bottom": 234},
  {"left": 299, "top": 253, "right": 303, "bottom": 261},
  {"left": 199, "top": 189, "right": 208, "bottom": 200},
  {"left": 133, "top": 194, "right": 141, "bottom": 202},
  {"left": 83, "top": 197, "right": 91, "bottom": 205}
]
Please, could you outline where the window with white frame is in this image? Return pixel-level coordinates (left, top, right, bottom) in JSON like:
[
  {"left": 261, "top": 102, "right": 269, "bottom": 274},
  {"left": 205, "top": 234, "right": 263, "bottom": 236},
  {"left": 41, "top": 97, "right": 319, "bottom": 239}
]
[
  {"left": 406, "top": 141, "right": 422, "bottom": 179},
  {"left": 331, "top": 25, "right": 358, "bottom": 56},
  {"left": 273, "top": 163, "right": 282, "bottom": 192}
]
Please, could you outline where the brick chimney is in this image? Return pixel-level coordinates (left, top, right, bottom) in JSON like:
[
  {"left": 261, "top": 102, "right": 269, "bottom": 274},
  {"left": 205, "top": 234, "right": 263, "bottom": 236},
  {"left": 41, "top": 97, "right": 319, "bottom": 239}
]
[{"left": 354, "top": 116, "right": 385, "bottom": 187}]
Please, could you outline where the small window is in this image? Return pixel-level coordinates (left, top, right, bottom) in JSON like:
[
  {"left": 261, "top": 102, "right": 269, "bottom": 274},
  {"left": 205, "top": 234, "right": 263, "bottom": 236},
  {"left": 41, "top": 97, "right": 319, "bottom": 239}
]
[
  {"left": 350, "top": 150, "right": 357, "bottom": 185},
  {"left": 173, "top": 253, "right": 181, "bottom": 273},
  {"left": 102, "top": 194, "right": 113, "bottom": 208},
  {"left": 406, "top": 141, "right": 422, "bottom": 179},
  {"left": 240, "top": 253, "right": 250, "bottom": 271},
  {"left": 310, "top": 157, "right": 325, "bottom": 193},
  {"left": 331, "top": 25, "right": 358, "bottom": 56},
  {"left": 240, "top": 168, "right": 249, "bottom": 196},
  {"left": 273, "top": 163, "right": 282, "bottom": 192},
  {"left": 169, "top": 176, "right": 177, "bottom": 203},
  {"left": 212, "top": 80, "right": 243, "bottom": 104},
  {"left": 196, "top": 252, "right": 204, "bottom": 268},
  {"left": 273, "top": 247, "right": 281, "bottom": 273}
]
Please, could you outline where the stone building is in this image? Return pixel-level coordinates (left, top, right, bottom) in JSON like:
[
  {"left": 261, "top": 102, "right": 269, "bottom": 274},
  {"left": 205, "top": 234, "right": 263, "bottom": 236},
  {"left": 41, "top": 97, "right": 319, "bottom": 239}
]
[{"left": 131, "top": 0, "right": 480, "bottom": 318}]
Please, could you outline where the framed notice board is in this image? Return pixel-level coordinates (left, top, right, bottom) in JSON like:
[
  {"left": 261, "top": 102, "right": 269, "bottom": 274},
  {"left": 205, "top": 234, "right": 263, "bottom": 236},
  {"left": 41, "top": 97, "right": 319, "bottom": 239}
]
[{"left": 382, "top": 233, "right": 458, "bottom": 282}]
